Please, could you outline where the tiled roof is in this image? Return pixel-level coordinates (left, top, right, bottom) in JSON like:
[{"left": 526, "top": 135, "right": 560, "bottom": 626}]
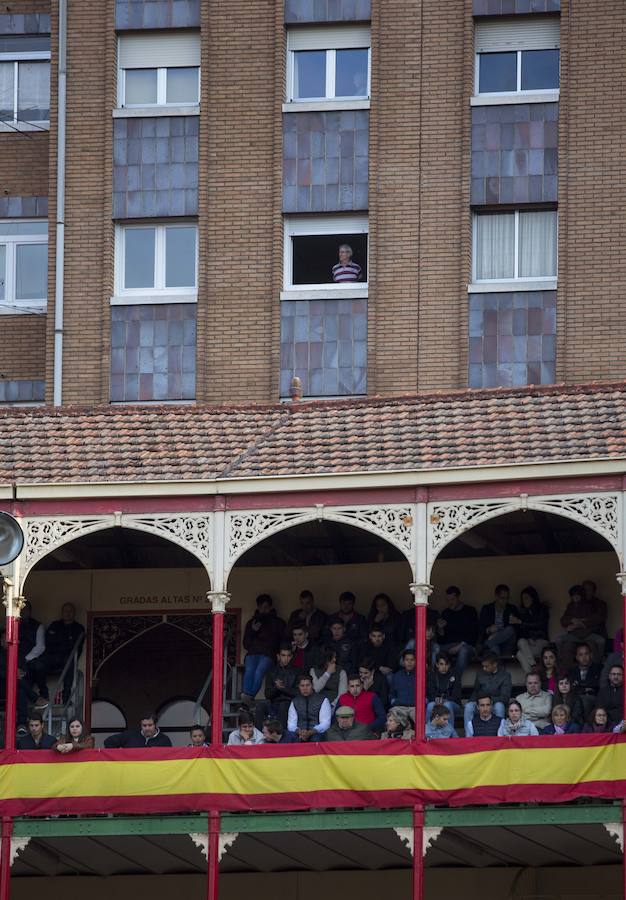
[{"left": 1, "top": 381, "right": 626, "bottom": 485}]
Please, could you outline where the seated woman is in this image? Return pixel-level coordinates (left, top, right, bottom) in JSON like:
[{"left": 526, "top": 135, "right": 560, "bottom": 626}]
[
  {"left": 55, "top": 717, "right": 95, "bottom": 753},
  {"left": 553, "top": 675, "right": 584, "bottom": 725},
  {"left": 380, "top": 708, "right": 414, "bottom": 741},
  {"left": 541, "top": 703, "right": 581, "bottom": 735},
  {"left": 582, "top": 706, "right": 612, "bottom": 734},
  {"left": 537, "top": 644, "right": 560, "bottom": 694},
  {"left": 497, "top": 699, "right": 539, "bottom": 736}
]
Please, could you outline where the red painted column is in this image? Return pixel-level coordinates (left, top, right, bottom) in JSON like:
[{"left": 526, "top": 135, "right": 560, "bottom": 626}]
[
  {"left": 412, "top": 804, "right": 424, "bottom": 900},
  {"left": 411, "top": 583, "right": 433, "bottom": 741},
  {"left": 206, "top": 811, "right": 220, "bottom": 900},
  {"left": 0, "top": 816, "right": 13, "bottom": 900},
  {"left": 208, "top": 592, "right": 229, "bottom": 746},
  {"left": 619, "top": 575, "right": 626, "bottom": 720}
]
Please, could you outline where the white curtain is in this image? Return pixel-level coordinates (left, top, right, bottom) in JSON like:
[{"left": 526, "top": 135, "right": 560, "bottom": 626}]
[
  {"left": 17, "top": 61, "right": 50, "bottom": 121},
  {"left": 0, "top": 62, "right": 14, "bottom": 120},
  {"left": 475, "top": 213, "right": 515, "bottom": 280},
  {"left": 519, "top": 210, "right": 557, "bottom": 277}
]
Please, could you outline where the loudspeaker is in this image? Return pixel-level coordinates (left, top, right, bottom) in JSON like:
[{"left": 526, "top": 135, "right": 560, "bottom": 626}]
[{"left": 0, "top": 512, "right": 24, "bottom": 566}]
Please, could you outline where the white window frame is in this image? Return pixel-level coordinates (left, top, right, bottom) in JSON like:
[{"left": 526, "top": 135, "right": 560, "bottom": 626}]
[
  {"left": 0, "top": 46, "right": 51, "bottom": 132},
  {"left": 285, "top": 25, "right": 371, "bottom": 112},
  {"left": 0, "top": 220, "right": 48, "bottom": 315},
  {"left": 112, "top": 222, "right": 198, "bottom": 305},
  {"left": 470, "top": 209, "right": 558, "bottom": 292},
  {"left": 474, "top": 48, "right": 560, "bottom": 102},
  {"left": 282, "top": 214, "right": 369, "bottom": 299},
  {"left": 118, "top": 65, "right": 200, "bottom": 110},
  {"left": 116, "top": 33, "right": 201, "bottom": 114}
]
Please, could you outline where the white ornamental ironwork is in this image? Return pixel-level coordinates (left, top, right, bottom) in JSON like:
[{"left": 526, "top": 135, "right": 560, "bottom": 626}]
[
  {"left": 429, "top": 493, "right": 621, "bottom": 562},
  {"left": 23, "top": 516, "right": 116, "bottom": 576},
  {"left": 225, "top": 505, "right": 416, "bottom": 577},
  {"left": 123, "top": 513, "right": 212, "bottom": 571}
]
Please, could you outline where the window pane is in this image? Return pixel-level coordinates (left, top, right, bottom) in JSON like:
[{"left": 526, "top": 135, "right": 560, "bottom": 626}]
[
  {"left": 165, "top": 227, "right": 196, "bottom": 288},
  {"left": 294, "top": 50, "right": 326, "bottom": 99},
  {"left": 291, "top": 233, "right": 368, "bottom": 285},
  {"left": 335, "top": 48, "right": 369, "bottom": 97},
  {"left": 478, "top": 52, "right": 517, "bottom": 93},
  {"left": 0, "top": 222, "right": 47, "bottom": 237},
  {"left": 124, "top": 68, "right": 158, "bottom": 105},
  {"left": 166, "top": 67, "right": 199, "bottom": 104},
  {"left": 15, "top": 243, "right": 47, "bottom": 300},
  {"left": 0, "top": 245, "right": 5, "bottom": 300},
  {"left": 475, "top": 213, "right": 515, "bottom": 279},
  {"left": 0, "top": 62, "right": 15, "bottom": 121},
  {"left": 519, "top": 210, "right": 557, "bottom": 277},
  {"left": 17, "top": 61, "right": 50, "bottom": 121},
  {"left": 521, "top": 49, "right": 560, "bottom": 91},
  {"left": 124, "top": 228, "right": 155, "bottom": 289}
]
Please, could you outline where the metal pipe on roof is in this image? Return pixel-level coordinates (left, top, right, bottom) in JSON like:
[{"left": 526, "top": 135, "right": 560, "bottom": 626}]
[{"left": 53, "top": 0, "right": 67, "bottom": 406}]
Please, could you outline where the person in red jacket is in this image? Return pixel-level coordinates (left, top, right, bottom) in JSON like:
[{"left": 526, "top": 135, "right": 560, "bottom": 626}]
[{"left": 337, "top": 673, "right": 386, "bottom": 734}]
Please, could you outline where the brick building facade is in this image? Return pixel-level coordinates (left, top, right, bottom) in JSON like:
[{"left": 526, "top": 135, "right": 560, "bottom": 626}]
[{"left": 1, "top": 0, "right": 624, "bottom": 406}]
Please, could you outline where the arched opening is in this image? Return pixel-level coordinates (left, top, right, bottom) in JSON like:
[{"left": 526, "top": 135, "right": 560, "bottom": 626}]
[
  {"left": 224, "top": 518, "right": 414, "bottom": 735},
  {"left": 21, "top": 526, "right": 219, "bottom": 744},
  {"left": 429, "top": 508, "right": 621, "bottom": 704}
]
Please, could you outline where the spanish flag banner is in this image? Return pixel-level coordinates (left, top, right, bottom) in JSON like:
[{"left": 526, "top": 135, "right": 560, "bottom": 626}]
[{"left": 1, "top": 735, "right": 626, "bottom": 816}]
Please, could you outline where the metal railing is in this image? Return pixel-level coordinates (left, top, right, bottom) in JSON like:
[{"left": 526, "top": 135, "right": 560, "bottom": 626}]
[{"left": 46, "top": 631, "right": 85, "bottom": 736}]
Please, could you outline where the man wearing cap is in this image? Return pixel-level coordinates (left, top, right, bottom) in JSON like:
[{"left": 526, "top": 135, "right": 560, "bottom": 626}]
[{"left": 325, "top": 706, "right": 377, "bottom": 742}]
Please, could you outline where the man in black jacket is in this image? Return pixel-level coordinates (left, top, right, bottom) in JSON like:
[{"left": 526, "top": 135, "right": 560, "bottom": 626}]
[
  {"left": 595, "top": 664, "right": 623, "bottom": 725},
  {"left": 17, "top": 712, "right": 57, "bottom": 750},
  {"left": 568, "top": 642, "right": 602, "bottom": 718},
  {"left": 42, "top": 602, "right": 85, "bottom": 703},
  {"left": 436, "top": 586, "right": 478, "bottom": 676},
  {"left": 255, "top": 643, "right": 300, "bottom": 728},
  {"left": 357, "top": 626, "right": 397, "bottom": 675},
  {"left": 285, "top": 590, "right": 327, "bottom": 645},
  {"left": 104, "top": 712, "right": 172, "bottom": 748}
]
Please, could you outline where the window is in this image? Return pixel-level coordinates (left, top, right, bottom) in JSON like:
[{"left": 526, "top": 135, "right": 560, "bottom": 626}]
[
  {"left": 475, "top": 18, "right": 559, "bottom": 97},
  {"left": 115, "top": 223, "right": 197, "bottom": 302},
  {"left": 286, "top": 27, "right": 370, "bottom": 103},
  {"left": 0, "top": 221, "right": 48, "bottom": 313},
  {"left": 473, "top": 210, "right": 557, "bottom": 283},
  {"left": 118, "top": 32, "right": 200, "bottom": 108},
  {"left": 0, "top": 35, "right": 50, "bottom": 127},
  {"left": 284, "top": 216, "right": 368, "bottom": 291}
]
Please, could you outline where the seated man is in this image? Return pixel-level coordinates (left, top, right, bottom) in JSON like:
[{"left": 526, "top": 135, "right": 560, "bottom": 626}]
[
  {"left": 188, "top": 724, "right": 209, "bottom": 747},
  {"left": 425, "top": 704, "right": 458, "bottom": 739},
  {"left": 325, "top": 706, "right": 376, "bottom": 742},
  {"left": 436, "top": 586, "right": 478, "bottom": 676},
  {"left": 357, "top": 625, "right": 397, "bottom": 676},
  {"left": 596, "top": 664, "right": 624, "bottom": 725},
  {"left": 262, "top": 718, "right": 298, "bottom": 744},
  {"left": 42, "top": 602, "right": 85, "bottom": 703},
  {"left": 426, "top": 651, "right": 462, "bottom": 720},
  {"left": 465, "top": 694, "right": 502, "bottom": 737},
  {"left": 389, "top": 649, "right": 416, "bottom": 721},
  {"left": 285, "top": 590, "right": 327, "bottom": 646},
  {"left": 338, "top": 673, "right": 386, "bottom": 733},
  {"left": 568, "top": 641, "right": 602, "bottom": 718},
  {"left": 241, "top": 594, "right": 286, "bottom": 706},
  {"left": 290, "top": 624, "right": 320, "bottom": 672},
  {"left": 16, "top": 712, "right": 57, "bottom": 750},
  {"left": 227, "top": 710, "right": 264, "bottom": 745},
  {"left": 328, "top": 592, "right": 368, "bottom": 645},
  {"left": 104, "top": 712, "right": 172, "bottom": 748},
  {"left": 255, "top": 643, "right": 300, "bottom": 729},
  {"left": 463, "top": 651, "right": 512, "bottom": 732},
  {"left": 516, "top": 673, "right": 553, "bottom": 731},
  {"left": 358, "top": 658, "right": 389, "bottom": 708},
  {"left": 478, "top": 585, "right": 519, "bottom": 656},
  {"left": 554, "top": 584, "right": 606, "bottom": 667},
  {"left": 326, "top": 619, "right": 358, "bottom": 672},
  {"left": 287, "top": 674, "right": 332, "bottom": 742}
]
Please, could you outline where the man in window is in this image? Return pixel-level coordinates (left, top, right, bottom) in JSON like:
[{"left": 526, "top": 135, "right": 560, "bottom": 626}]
[{"left": 332, "top": 244, "right": 362, "bottom": 283}]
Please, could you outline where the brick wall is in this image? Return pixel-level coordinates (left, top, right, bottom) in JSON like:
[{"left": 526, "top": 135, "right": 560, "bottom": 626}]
[
  {"left": 557, "top": 0, "right": 626, "bottom": 382},
  {"left": 0, "top": 317, "right": 46, "bottom": 380}
]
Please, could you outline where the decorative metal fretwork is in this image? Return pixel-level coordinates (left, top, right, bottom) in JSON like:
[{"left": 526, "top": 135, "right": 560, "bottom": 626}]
[
  {"left": 23, "top": 516, "right": 116, "bottom": 575},
  {"left": 123, "top": 513, "right": 212, "bottom": 570}
]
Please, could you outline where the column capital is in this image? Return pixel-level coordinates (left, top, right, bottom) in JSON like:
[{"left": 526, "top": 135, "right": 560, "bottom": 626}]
[
  {"left": 1, "top": 577, "right": 26, "bottom": 617},
  {"left": 409, "top": 583, "right": 433, "bottom": 606},
  {"left": 617, "top": 573, "right": 626, "bottom": 592},
  {"left": 207, "top": 591, "right": 231, "bottom": 614}
]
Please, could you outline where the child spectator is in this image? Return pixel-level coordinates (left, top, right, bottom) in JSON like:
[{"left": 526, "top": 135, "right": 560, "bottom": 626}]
[
  {"left": 426, "top": 652, "right": 462, "bottom": 720},
  {"left": 187, "top": 724, "right": 209, "bottom": 747},
  {"left": 465, "top": 695, "right": 501, "bottom": 737},
  {"left": 514, "top": 585, "right": 550, "bottom": 675},
  {"left": 541, "top": 704, "right": 580, "bottom": 735},
  {"left": 497, "top": 700, "right": 539, "bottom": 736},
  {"left": 463, "top": 651, "right": 512, "bottom": 732},
  {"left": 380, "top": 709, "right": 414, "bottom": 740},
  {"left": 425, "top": 704, "right": 458, "bottom": 739}
]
